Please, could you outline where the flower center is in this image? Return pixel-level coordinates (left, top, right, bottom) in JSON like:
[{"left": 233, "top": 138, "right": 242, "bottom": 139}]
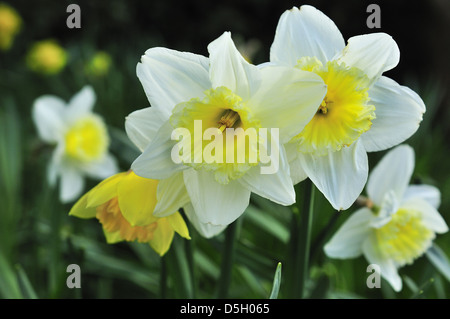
[
  {"left": 374, "top": 208, "right": 435, "bottom": 267},
  {"left": 96, "top": 197, "right": 158, "bottom": 243},
  {"left": 291, "top": 57, "right": 376, "bottom": 156},
  {"left": 170, "top": 86, "right": 261, "bottom": 184},
  {"left": 64, "top": 115, "right": 109, "bottom": 162}
]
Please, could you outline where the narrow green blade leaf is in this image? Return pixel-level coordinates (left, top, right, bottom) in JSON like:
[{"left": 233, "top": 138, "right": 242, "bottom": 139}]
[
  {"left": 15, "top": 265, "right": 38, "bottom": 299},
  {"left": 269, "top": 262, "right": 282, "bottom": 299},
  {"left": 426, "top": 244, "right": 450, "bottom": 282}
]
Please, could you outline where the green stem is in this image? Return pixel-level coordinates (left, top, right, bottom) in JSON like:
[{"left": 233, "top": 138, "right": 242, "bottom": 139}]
[
  {"left": 217, "top": 220, "right": 239, "bottom": 299},
  {"left": 287, "top": 180, "right": 315, "bottom": 298},
  {"left": 160, "top": 256, "right": 167, "bottom": 299},
  {"left": 298, "top": 181, "right": 315, "bottom": 298}
]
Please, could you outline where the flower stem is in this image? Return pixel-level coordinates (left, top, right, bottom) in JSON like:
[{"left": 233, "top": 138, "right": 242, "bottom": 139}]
[
  {"left": 287, "top": 179, "right": 315, "bottom": 298},
  {"left": 217, "top": 219, "right": 239, "bottom": 298},
  {"left": 160, "top": 255, "right": 167, "bottom": 298},
  {"left": 298, "top": 180, "right": 315, "bottom": 298}
]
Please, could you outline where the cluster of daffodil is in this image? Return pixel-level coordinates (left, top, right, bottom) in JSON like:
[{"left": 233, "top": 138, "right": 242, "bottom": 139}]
[{"left": 32, "top": 5, "right": 448, "bottom": 290}]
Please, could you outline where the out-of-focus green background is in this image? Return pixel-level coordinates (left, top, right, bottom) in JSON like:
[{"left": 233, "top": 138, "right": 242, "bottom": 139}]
[{"left": 0, "top": 0, "right": 449, "bottom": 299}]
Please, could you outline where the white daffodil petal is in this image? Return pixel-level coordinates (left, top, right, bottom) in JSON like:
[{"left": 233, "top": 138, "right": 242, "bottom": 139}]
[
  {"left": 238, "top": 145, "right": 295, "bottom": 206},
  {"left": 284, "top": 143, "right": 307, "bottom": 185},
  {"left": 183, "top": 203, "right": 227, "bottom": 238},
  {"left": 125, "top": 107, "right": 166, "bottom": 152},
  {"left": 270, "top": 5, "right": 345, "bottom": 66},
  {"left": 299, "top": 140, "right": 368, "bottom": 211},
  {"left": 402, "top": 198, "right": 448, "bottom": 234},
  {"left": 153, "top": 172, "right": 191, "bottom": 217},
  {"left": 367, "top": 145, "right": 414, "bottom": 206},
  {"left": 249, "top": 65, "right": 326, "bottom": 143},
  {"left": 60, "top": 168, "right": 84, "bottom": 203},
  {"left": 183, "top": 169, "right": 251, "bottom": 226},
  {"left": 137, "top": 47, "right": 211, "bottom": 118},
  {"left": 362, "top": 234, "right": 402, "bottom": 292},
  {"left": 66, "top": 86, "right": 96, "bottom": 119},
  {"left": 403, "top": 184, "right": 441, "bottom": 209},
  {"left": 32, "top": 95, "right": 66, "bottom": 143},
  {"left": 207, "top": 32, "right": 261, "bottom": 100},
  {"left": 337, "top": 33, "right": 400, "bottom": 83},
  {"left": 324, "top": 208, "right": 372, "bottom": 259},
  {"left": 362, "top": 76, "right": 425, "bottom": 152},
  {"left": 82, "top": 153, "right": 118, "bottom": 179},
  {"left": 131, "top": 121, "right": 186, "bottom": 180}
]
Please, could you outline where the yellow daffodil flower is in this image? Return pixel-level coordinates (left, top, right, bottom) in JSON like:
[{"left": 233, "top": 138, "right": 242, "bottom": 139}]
[
  {"left": 0, "top": 3, "right": 21, "bottom": 50},
  {"left": 26, "top": 39, "right": 68, "bottom": 75},
  {"left": 69, "top": 170, "right": 190, "bottom": 256}
]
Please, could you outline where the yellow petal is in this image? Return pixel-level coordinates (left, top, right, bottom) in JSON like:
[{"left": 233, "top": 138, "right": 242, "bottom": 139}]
[
  {"left": 149, "top": 218, "right": 174, "bottom": 256},
  {"left": 68, "top": 190, "right": 96, "bottom": 219},
  {"left": 87, "top": 172, "right": 127, "bottom": 208},
  {"left": 102, "top": 228, "right": 123, "bottom": 244},
  {"left": 168, "top": 212, "right": 191, "bottom": 239},
  {"left": 117, "top": 171, "right": 158, "bottom": 227}
]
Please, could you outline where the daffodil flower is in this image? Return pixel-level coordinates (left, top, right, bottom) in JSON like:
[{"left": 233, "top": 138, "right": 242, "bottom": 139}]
[
  {"left": 69, "top": 170, "right": 190, "bottom": 256},
  {"left": 33, "top": 86, "right": 118, "bottom": 203},
  {"left": 324, "top": 145, "right": 448, "bottom": 291},
  {"left": 128, "top": 32, "right": 327, "bottom": 229},
  {"left": 271, "top": 5, "right": 426, "bottom": 210}
]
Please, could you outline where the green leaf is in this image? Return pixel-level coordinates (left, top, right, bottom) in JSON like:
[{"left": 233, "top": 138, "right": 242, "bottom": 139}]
[
  {"left": 15, "top": 264, "right": 38, "bottom": 299},
  {"left": 0, "top": 252, "right": 22, "bottom": 299},
  {"left": 269, "top": 262, "right": 282, "bottom": 299},
  {"left": 244, "top": 205, "right": 289, "bottom": 243},
  {"left": 426, "top": 244, "right": 450, "bottom": 282}
]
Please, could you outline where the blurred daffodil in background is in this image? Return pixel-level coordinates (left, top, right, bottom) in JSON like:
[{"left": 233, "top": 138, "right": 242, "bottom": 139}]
[
  {"left": 324, "top": 145, "right": 448, "bottom": 291},
  {"left": 69, "top": 170, "right": 190, "bottom": 256},
  {"left": 271, "top": 6, "right": 426, "bottom": 211},
  {"left": 26, "top": 39, "right": 68, "bottom": 75},
  {"left": 32, "top": 86, "right": 118, "bottom": 203},
  {"left": 0, "top": 2, "right": 21, "bottom": 50},
  {"left": 84, "top": 51, "right": 112, "bottom": 77}
]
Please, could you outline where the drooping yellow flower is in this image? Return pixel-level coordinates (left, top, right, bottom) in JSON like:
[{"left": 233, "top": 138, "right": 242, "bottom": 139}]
[
  {"left": 69, "top": 170, "right": 190, "bottom": 256},
  {"left": 85, "top": 51, "right": 112, "bottom": 77},
  {"left": 26, "top": 39, "right": 68, "bottom": 75},
  {"left": 0, "top": 3, "right": 22, "bottom": 50}
]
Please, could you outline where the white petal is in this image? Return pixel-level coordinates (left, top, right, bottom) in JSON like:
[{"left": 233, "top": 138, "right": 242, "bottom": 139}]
[
  {"left": 183, "top": 203, "right": 227, "bottom": 238},
  {"left": 131, "top": 121, "right": 187, "bottom": 179},
  {"left": 337, "top": 33, "right": 400, "bottom": 83},
  {"left": 238, "top": 144, "right": 295, "bottom": 206},
  {"left": 137, "top": 47, "right": 211, "bottom": 118},
  {"left": 125, "top": 107, "right": 166, "bottom": 152},
  {"left": 248, "top": 65, "right": 326, "bottom": 143},
  {"left": 270, "top": 5, "right": 345, "bottom": 66},
  {"left": 153, "top": 172, "right": 191, "bottom": 217},
  {"left": 362, "top": 234, "right": 402, "bottom": 292},
  {"left": 32, "top": 95, "right": 66, "bottom": 143},
  {"left": 207, "top": 32, "right": 261, "bottom": 101},
  {"left": 324, "top": 208, "right": 372, "bottom": 259},
  {"left": 403, "top": 184, "right": 441, "bottom": 209},
  {"left": 401, "top": 198, "right": 448, "bottom": 234},
  {"left": 367, "top": 144, "right": 414, "bottom": 206},
  {"left": 66, "top": 86, "right": 96, "bottom": 119},
  {"left": 299, "top": 140, "right": 368, "bottom": 210},
  {"left": 82, "top": 153, "right": 119, "bottom": 180},
  {"left": 362, "top": 76, "right": 425, "bottom": 152},
  {"left": 284, "top": 142, "right": 307, "bottom": 185},
  {"left": 183, "top": 169, "right": 251, "bottom": 226},
  {"left": 60, "top": 167, "right": 84, "bottom": 203},
  {"left": 369, "top": 190, "right": 399, "bottom": 229}
]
